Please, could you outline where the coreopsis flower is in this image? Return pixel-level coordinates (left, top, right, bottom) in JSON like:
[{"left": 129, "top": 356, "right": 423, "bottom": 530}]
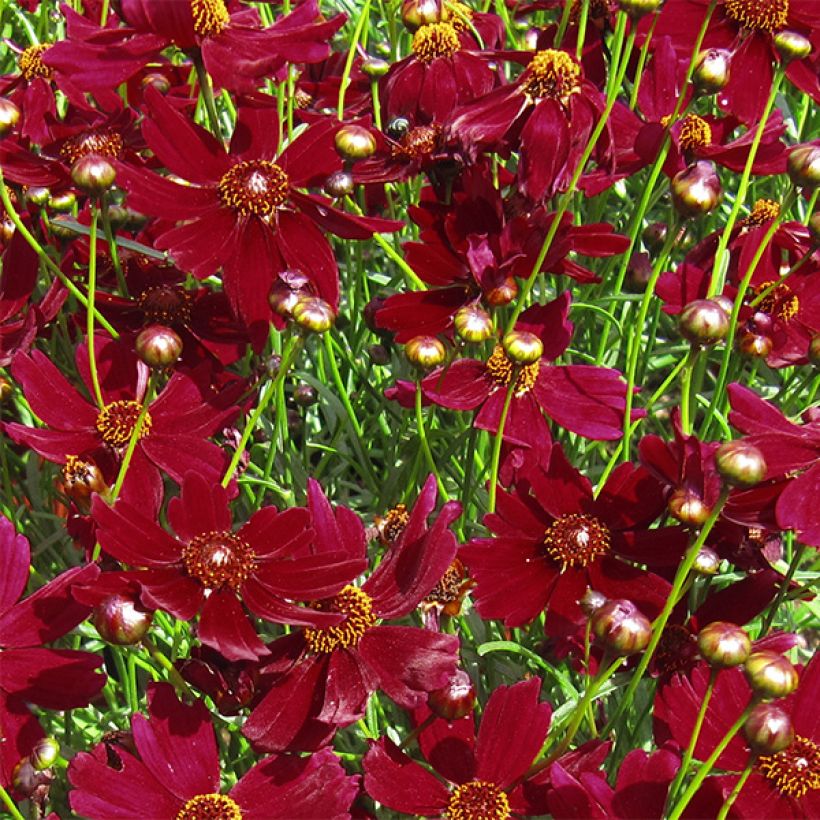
[
  {"left": 461, "top": 444, "right": 687, "bottom": 633},
  {"left": 44, "top": 0, "right": 346, "bottom": 96},
  {"left": 4, "top": 334, "right": 242, "bottom": 504},
  {"left": 242, "top": 475, "right": 462, "bottom": 751},
  {"left": 115, "top": 88, "right": 400, "bottom": 334},
  {"left": 363, "top": 677, "right": 552, "bottom": 818},
  {"left": 420, "top": 295, "right": 643, "bottom": 444},
  {"left": 451, "top": 47, "right": 608, "bottom": 201},
  {"left": 0, "top": 515, "right": 104, "bottom": 789},
  {"left": 91, "top": 471, "right": 366, "bottom": 661},
  {"left": 68, "top": 682, "right": 358, "bottom": 819}
]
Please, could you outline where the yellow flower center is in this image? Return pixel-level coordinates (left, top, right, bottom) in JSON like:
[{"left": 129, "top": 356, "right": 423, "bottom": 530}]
[
  {"left": 543, "top": 513, "right": 611, "bottom": 571},
  {"left": 753, "top": 280, "right": 799, "bottom": 322},
  {"left": 522, "top": 49, "right": 581, "bottom": 103},
  {"left": 60, "top": 130, "right": 125, "bottom": 164},
  {"left": 96, "top": 401, "right": 152, "bottom": 448},
  {"left": 724, "top": 0, "right": 789, "bottom": 31},
  {"left": 304, "top": 586, "right": 377, "bottom": 653},
  {"left": 217, "top": 160, "right": 290, "bottom": 217},
  {"left": 485, "top": 345, "right": 540, "bottom": 396},
  {"left": 744, "top": 198, "right": 781, "bottom": 226},
  {"left": 412, "top": 23, "right": 460, "bottom": 64},
  {"left": 446, "top": 780, "right": 510, "bottom": 820},
  {"left": 190, "top": 0, "right": 230, "bottom": 37},
  {"left": 758, "top": 735, "right": 820, "bottom": 799},
  {"left": 375, "top": 503, "right": 410, "bottom": 545},
  {"left": 18, "top": 44, "right": 52, "bottom": 81},
  {"left": 182, "top": 531, "right": 256, "bottom": 591},
  {"left": 176, "top": 793, "right": 242, "bottom": 820},
  {"left": 391, "top": 125, "right": 441, "bottom": 160},
  {"left": 678, "top": 114, "right": 712, "bottom": 151},
  {"left": 443, "top": 0, "right": 474, "bottom": 32}
]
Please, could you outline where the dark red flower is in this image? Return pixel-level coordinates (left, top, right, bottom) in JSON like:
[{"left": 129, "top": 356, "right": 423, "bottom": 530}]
[
  {"left": 91, "top": 470, "right": 366, "bottom": 661},
  {"left": 0, "top": 515, "right": 104, "bottom": 789},
  {"left": 68, "top": 682, "right": 358, "bottom": 819},
  {"left": 242, "top": 475, "right": 462, "bottom": 751}
]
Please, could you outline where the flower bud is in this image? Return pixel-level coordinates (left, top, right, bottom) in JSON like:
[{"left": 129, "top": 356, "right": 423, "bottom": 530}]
[
  {"left": 697, "top": 622, "right": 751, "bottom": 668},
  {"left": 692, "top": 546, "right": 721, "bottom": 576},
  {"left": 692, "top": 49, "right": 731, "bottom": 94},
  {"left": 92, "top": 592, "right": 153, "bottom": 645},
  {"left": 809, "top": 334, "right": 820, "bottom": 366},
  {"left": 738, "top": 332, "right": 773, "bottom": 359},
  {"left": 324, "top": 170, "right": 354, "bottom": 198},
  {"left": 454, "top": 304, "right": 493, "bottom": 343},
  {"left": 292, "top": 296, "right": 335, "bottom": 333},
  {"left": 293, "top": 384, "right": 317, "bottom": 407},
  {"left": 335, "top": 125, "right": 377, "bottom": 160},
  {"left": 48, "top": 191, "right": 76, "bottom": 212},
  {"left": 715, "top": 440, "right": 767, "bottom": 487},
  {"left": 427, "top": 669, "right": 476, "bottom": 720},
  {"left": 362, "top": 57, "right": 390, "bottom": 77},
  {"left": 106, "top": 204, "right": 130, "bottom": 228},
  {"left": 141, "top": 72, "right": 171, "bottom": 93},
  {"left": 386, "top": 116, "right": 411, "bottom": 141},
  {"left": 0, "top": 218, "right": 13, "bottom": 245},
  {"left": 667, "top": 488, "right": 712, "bottom": 526},
  {"left": 405, "top": 335, "right": 446, "bottom": 368},
  {"left": 679, "top": 298, "right": 730, "bottom": 345},
  {"left": 268, "top": 281, "right": 302, "bottom": 318},
  {"left": 61, "top": 457, "right": 107, "bottom": 512},
  {"left": 787, "top": 146, "right": 820, "bottom": 190},
  {"left": 136, "top": 324, "right": 183, "bottom": 368},
  {"left": 774, "top": 30, "right": 812, "bottom": 62},
  {"left": 29, "top": 738, "right": 60, "bottom": 771},
  {"left": 71, "top": 154, "right": 117, "bottom": 195},
  {"left": 265, "top": 353, "right": 282, "bottom": 378},
  {"left": 402, "top": 0, "right": 441, "bottom": 30},
  {"left": 484, "top": 277, "right": 518, "bottom": 306},
  {"left": 12, "top": 758, "right": 52, "bottom": 798},
  {"left": 49, "top": 215, "right": 77, "bottom": 239},
  {"left": 746, "top": 310, "right": 774, "bottom": 335},
  {"left": 579, "top": 588, "right": 608, "bottom": 617},
  {"left": 744, "top": 703, "right": 795, "bottom": 754},
  {"left": 502, "top": 331, "right": 543, "bottom": 364},
  {"left": 0, "top": 98, "right": 20, "bottom": 137},
  {"left": 626, "top": 252, "right": 653, "bottom": 291},
  {"left": 618, "top": 0, "right": 662, "bottom": 18},
  {"left": 591, "top": 599, "right": 652, "bottom": 656},
  {"left": 25, "top": 186, "right": 51, "bottom": 207},
  {"left": 744, "top": 651, "right": 799, "bottom": 699},
  {"left": 369, "top": 343, "right": 390, "bottom": 365},
  {"left": 671, "top": 161, "right": 722, "bottom": 218},
  {"left": 642, "top": 221, "right": 668, "bottom": 253},
  {"left": 713, "top": 294, "right": 735, "bottom": 315},
  {"left": 807, "top": 211, "right": 820, "bottom": 244}
]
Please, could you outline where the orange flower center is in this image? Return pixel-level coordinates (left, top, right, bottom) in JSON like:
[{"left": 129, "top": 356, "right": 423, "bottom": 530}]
[
  {"left": 138, "top": 285, "right": 194, "bottom": 326},
  {"left": 724, "top": 0, "right": 789, "bottom": 31},
  {"left": 375, "top": 503, "right": 409, "bottom": 545},
  {"left": 18, "top": 44, "right": 52, "bottom": 80},
  {"left": 758, "top": 735, "right": 820, "bottom": 799},
  {"left": 522, "top": 49, "right": 581, "bottom": 103},
  {"left": 176, "top": 793, "right": 242, "bottom": 820},
  {"left": 443, "top": 0, "right": 474, "bottom": 32},
  {"left": 304, "top": 585, "right": 377, "bottom": 653},
  {"left": 655, "top": 623, "right": 698, "bottom": 676},
  {"left": 412, "top": 23, "right": 460, "bottom": 63},
  {"left": 446, "top": 780, "right": 510, "bottom": 820},
  {"left": 543, "top": 513, "right": 611, "bottom": 570},
  {"left": 485, "top": 345, "right": 540, "bottom": 396},
  {"left": 182, "top": 531, "right": 256, "bottom": 591},
  {"left": 60, "top": 130, "right": 125, "bottom": 164},
  {"left": 217, "top": 160, "right": 290, "bottom": 217},
  {"left": 425, "top": 558, "right": 470, "bottom": 608},
  {"left": 391, "top": 125, "right": 441, "bottom": 160},
  {"left": 744, "top": 198, "right": 781, "bottom": 226},
  {"left": 753, "top": 280, "right": 799, "bottom": 322},
  {"left": 96, "top": 401, "right": 152, "bottom": 448},
  {"left": 678, "top": 114, "right": 712, "bottom": 151},
  {"left": 190, "top": 0, "right": 230, "bottom": 37}
]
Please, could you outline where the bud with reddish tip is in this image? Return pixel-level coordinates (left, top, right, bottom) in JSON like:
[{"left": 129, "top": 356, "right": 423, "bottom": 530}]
[
  {"left": 92, "top": 592, "right": 153, "bottom": 645},
  {"left": 61, "top": 458, "right": 107, "bottom": 512},
  {"left": 325, "top": 170, "right": 354, "bottom": 198},
  {"left": 713, "top": 294, "right": 735, "bottom": 315},
  {"left": 697, "top": 622, "right": 751, "bottom": 668},
  {"left": 618, "top": 0, "right": 662, "bottom": 19},
  {"left": 579, "top": 588, "right": 607, "bottom": 617},
  {"left": 454, "top": 304, "right": 493, "bottom": 343},
  {"left": 484, "top": 277, "right": 518, "bottom": 306},
  {"left": 692, "top": 546, "right": 720, "bottom": 576},
  {"left": 774, "top": 30, "right": 811, "bottom": 62},
  {"left": 0, "top": 98, "right": 20, "bottom": 137},
  {"left": 293, "top": 384, "right": 317, "bottom": 407},
  {"left": 692, "top": 49, "right": 731, "bottom": 95},
  {"left": 744, "top": 651, "right": 799, "bottom": 699},
  {"left": 642, "top": 221, "right": 668, "bottom": 253},
  {"left": 667, "top": 488, "right": 712, "bottom": 526},
  {"left": 141, "top": 72, "right": 171, "bottom": 93},
  {"left": 679, "top": 299, "right": 730, "bottom": 345},
  {"left": 26, "top": 186, "right": 51, "bottom": 207},
  {"left": 502, "top": 331, "right": 543, "bottom": 364},
  {"left": 362, "top": 57, "right": 390, "bottom": 77},
  {"left": 787, "top": 146, "right": 820, "bottom": 190},
  {"left": 427, "top": 669, "right": 476, "bottom": 720},
  {"left": 402, "top": 0, "right": 441, "bottom": 30},
  {"left": 29, "top": 738, "right": 60, "bottom": 771},
  {"left": 671, "top": 161, "right": 722, "bottom": 218},
  {"left": 292, "top": 296, "right": 335, "bottom": 333},
  {"left": 715, "top": 440, "right": 767, "bottom": 487},
  {"left": 12, "top": 758, "right": 52, "bottom": 798},
  {"left": 591, "top": 599, "right": 652, "bottom": 656},
  {"left": 744, "top": 703, "right": 795, "bottom": 754},
  {"left": 335, "top": 125, "right": 377, "bottom": 160},
  {"left": 49, "top": 191, "right": 76, "bottom": 212},
  {"left": 268, "top": 282, "right": 301, "bottom": 319},
  {"left": 71, "top": 154, "right": 117, "bottom": 195},
  {"left": 405, "top": 335, "right": 446, "bottom": 369},
  {"left": 738, "top": 332, "right": 773, "bottom": 359},
  {"left": 136, "top": 325, "right": 183, "bottom": 368}
]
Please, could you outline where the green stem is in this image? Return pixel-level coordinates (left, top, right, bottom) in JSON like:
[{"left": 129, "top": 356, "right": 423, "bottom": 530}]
[
  {"left": 679, "top": 346, "right": 699, "bottom": 435},
  {"left": 707, "top": 66, "right": 786, "bottom": 297},
  {"left": 101, "top": 196, "right": 127, "bottom": 296},
  {"left": 717, "top": 758, "right": 755, "bottom": 820},
  {"left": 86, "top": 208, "right": 104, "bottom": 409},
  {"left": 141, "top": 637, "right": 192, "bottom": 695},
  {"left": 486, "top": 378, "right": 517, "bottom": 513},
  {"left": 0, "top": 783, "right": 25, "bottom": 820},
  {"left": 669, "top": 700, "right": 758, "bottom": 820},
  {"left": 415, "top": 382, "right": 449, "bottom": 500},
  {"left": 338, "top": 0, "right": 371, "bottom": 119},
  {"left": 759, "top": 538, "right": 804, "bottom": 635},
  {"left": 193, "top": 52, "right": 222, "bottom": 139}
]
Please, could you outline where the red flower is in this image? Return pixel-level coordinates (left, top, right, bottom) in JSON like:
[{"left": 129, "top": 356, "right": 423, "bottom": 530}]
[
  {"left": 68, "top": 682, "right": 358, "bottom": 819},
  {"left": 461, "top": 444, "right": 687, "bottom": 632},
  {"left": 0, "top": 516, "right": 104, "bottom": 789},
  {"left": 363, "top": 677, "right": 552, "bottom": 818},
  {"left": 242, "top": 476, "right": 462, "bottom": 751},
  {"left": 91, "top": 471, "right": 366, "bottom": 661},
  {"left": 115, "top": 88, "right": 400, "bottom": 335}
]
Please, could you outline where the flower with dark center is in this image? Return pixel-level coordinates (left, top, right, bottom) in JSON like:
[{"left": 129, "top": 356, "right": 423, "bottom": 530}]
[
  {"left": 242, "top": 476, "right": 462, "bottom": 752},
  {"left": 113, "top": 89, "right": 399, "bottom": 337},
  {"left": 59, "top": 129, "right": 125, "bottom": 164},
  {"left": 462, "top": 443, "right": 686, "bottom": 631},
  {"left": 421, "top": 295, "right": 644, "bottom": 445},
  {"left": 363, "top": 678, "right": 552, "bottom": 818},
  {"left": 92, "top": 471, "right": 365, "bottom": 661},
  {"left": 137, "top": 285, "right": 194, "bottom": 326},
  {"left": 758, "top": 736, "right": 820, "bottom": 799},
  {"left": 68, "top": 683, "right": 358, "bottom": 818}
]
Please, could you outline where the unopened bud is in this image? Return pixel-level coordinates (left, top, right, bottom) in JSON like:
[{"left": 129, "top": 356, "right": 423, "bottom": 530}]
[
  {"left": 293, "top": 384, "right": 317, "bottom": 407},
  {"left": 26, "top": 186, "right": 51, "bottom": 207},
  {"left": 71, "top": 154, "right": 117, "bottom": 195},
  {"left": 48, "top": 191, "right": 76, "bottom": 212},
  {"left": 738, "top": 332, "right": 773, "bottom": 359},
  {"left": 141, "top": 72, "right": 171, "bottom": 93},
  {"left": 744, "top": 703, "right": 795, "bottom": 754},
  {"left": 693, "top": 546, "right": 721, "bottom": 575},
  {"left": 427, "top": 669, "right": 476, "bottom": 720},
  {"left": 61, "top": 457, "right": 107, "bottom": 511},
  {"left": 810, "top": 334, "right": 820, "bottom": 366},
  {"left": 667, "top": 488, "right": 712, "bottom": 526},
  {"left": 679, "top": 299, "right": 730, "bottom": 345},
  {"left": 697, "top": 622, "right": 751, "bottom": 668},
  {"left": 135, "top": 325, "right": 182, "bottom": 368},
  {"left": 405, "top": 335, "right": 446, "bottom": 368},
  {"left": 325, "top": 170, "right": 354, "bottom": 198},
  {"left": 618, "top": 0, "right": 662, "bottom": 18},
  {"left": 0, "top": 98, "right": 20, "bottom": 137},
  {"left": 369, "top": 343, "right": 390, "bottom": 365},
  {"left": 29, "top": 738, "right": 60, "bottom": 771},
  {"left": 715, "top": 440, "right": 767, "bottom": 487},
  {"left": 335, "top": 125, "right": 377, "bottom": 160},
  {"left": 692, "top": 49, "right": 731, "bottom": 95},
  {"left": 591, "top": 599, "right": 652, "bottom": 656},
  {"left": 92, "top": 592, "right": 153, "bottom": 645},
  {"left": 671, "top": 161, "right": 722, "bottom": 218},
  {"left": 787, "top": 146, "right": 820, "bottom": 190},
  {"left": 484, "top": 277, "right": 518, "bottom": 306},
  {"left": 774, "top": 30, "right": 812, "bottom": 63},
  {"left": 642, "top": 221, "right": 668, "bottom": 253},
  {"left": 744, "top": 651, "right": 799, "bottom": 699},
  {"left": 579, "top": 588, "right": 608, "bottom": 617},
  {"left": 292, "top": 296, "right": 335, "bottom": 333},
  {"left": 402, "top": 0, "right": 441, "bottom": 30},
  {"left": 454, "top": 304, "right": 493, "bottom": 343},
  {"left": 362, "top": 57, "right": 390, "bottom": 77},
  {"left": 502, "top": 331, "right": 543, "bottom": 364}
]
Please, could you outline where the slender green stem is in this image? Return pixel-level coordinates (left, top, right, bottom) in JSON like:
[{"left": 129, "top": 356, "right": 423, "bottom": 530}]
[
  {"left": 101, "top": 196, "right": 127, "bottom": 296},
  {"left": 486, "top": 378, "right": 516, "bottom": 513},
  {"left": 0, "top": 783, "right": 25, "bottom": 820},
  {"left": 760, "top": 539, "right": 804, "bottom": 635},
  {"left": 669, "top": 700, "right": 758, "bottom": 820},
  {"left": 679, "top": 346, "right": 699, "bottom": 435},
  {"left": 86, "top": 208, "right": 105, "bottom": 410},
  {"left": 717, "top": 759, "right": 755, "bottom": 820},
  {"left": 415, "top": 382, "right": 449, "bottom": 500},
  {"left": 141, "top": 637, "right": 192, "bottom": 695},
  {"left": 193, "top": 52, "right": 222, "bottom": 139},
  {"left": 337, "top": 0, "right": 371, "bottom": 119}
]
